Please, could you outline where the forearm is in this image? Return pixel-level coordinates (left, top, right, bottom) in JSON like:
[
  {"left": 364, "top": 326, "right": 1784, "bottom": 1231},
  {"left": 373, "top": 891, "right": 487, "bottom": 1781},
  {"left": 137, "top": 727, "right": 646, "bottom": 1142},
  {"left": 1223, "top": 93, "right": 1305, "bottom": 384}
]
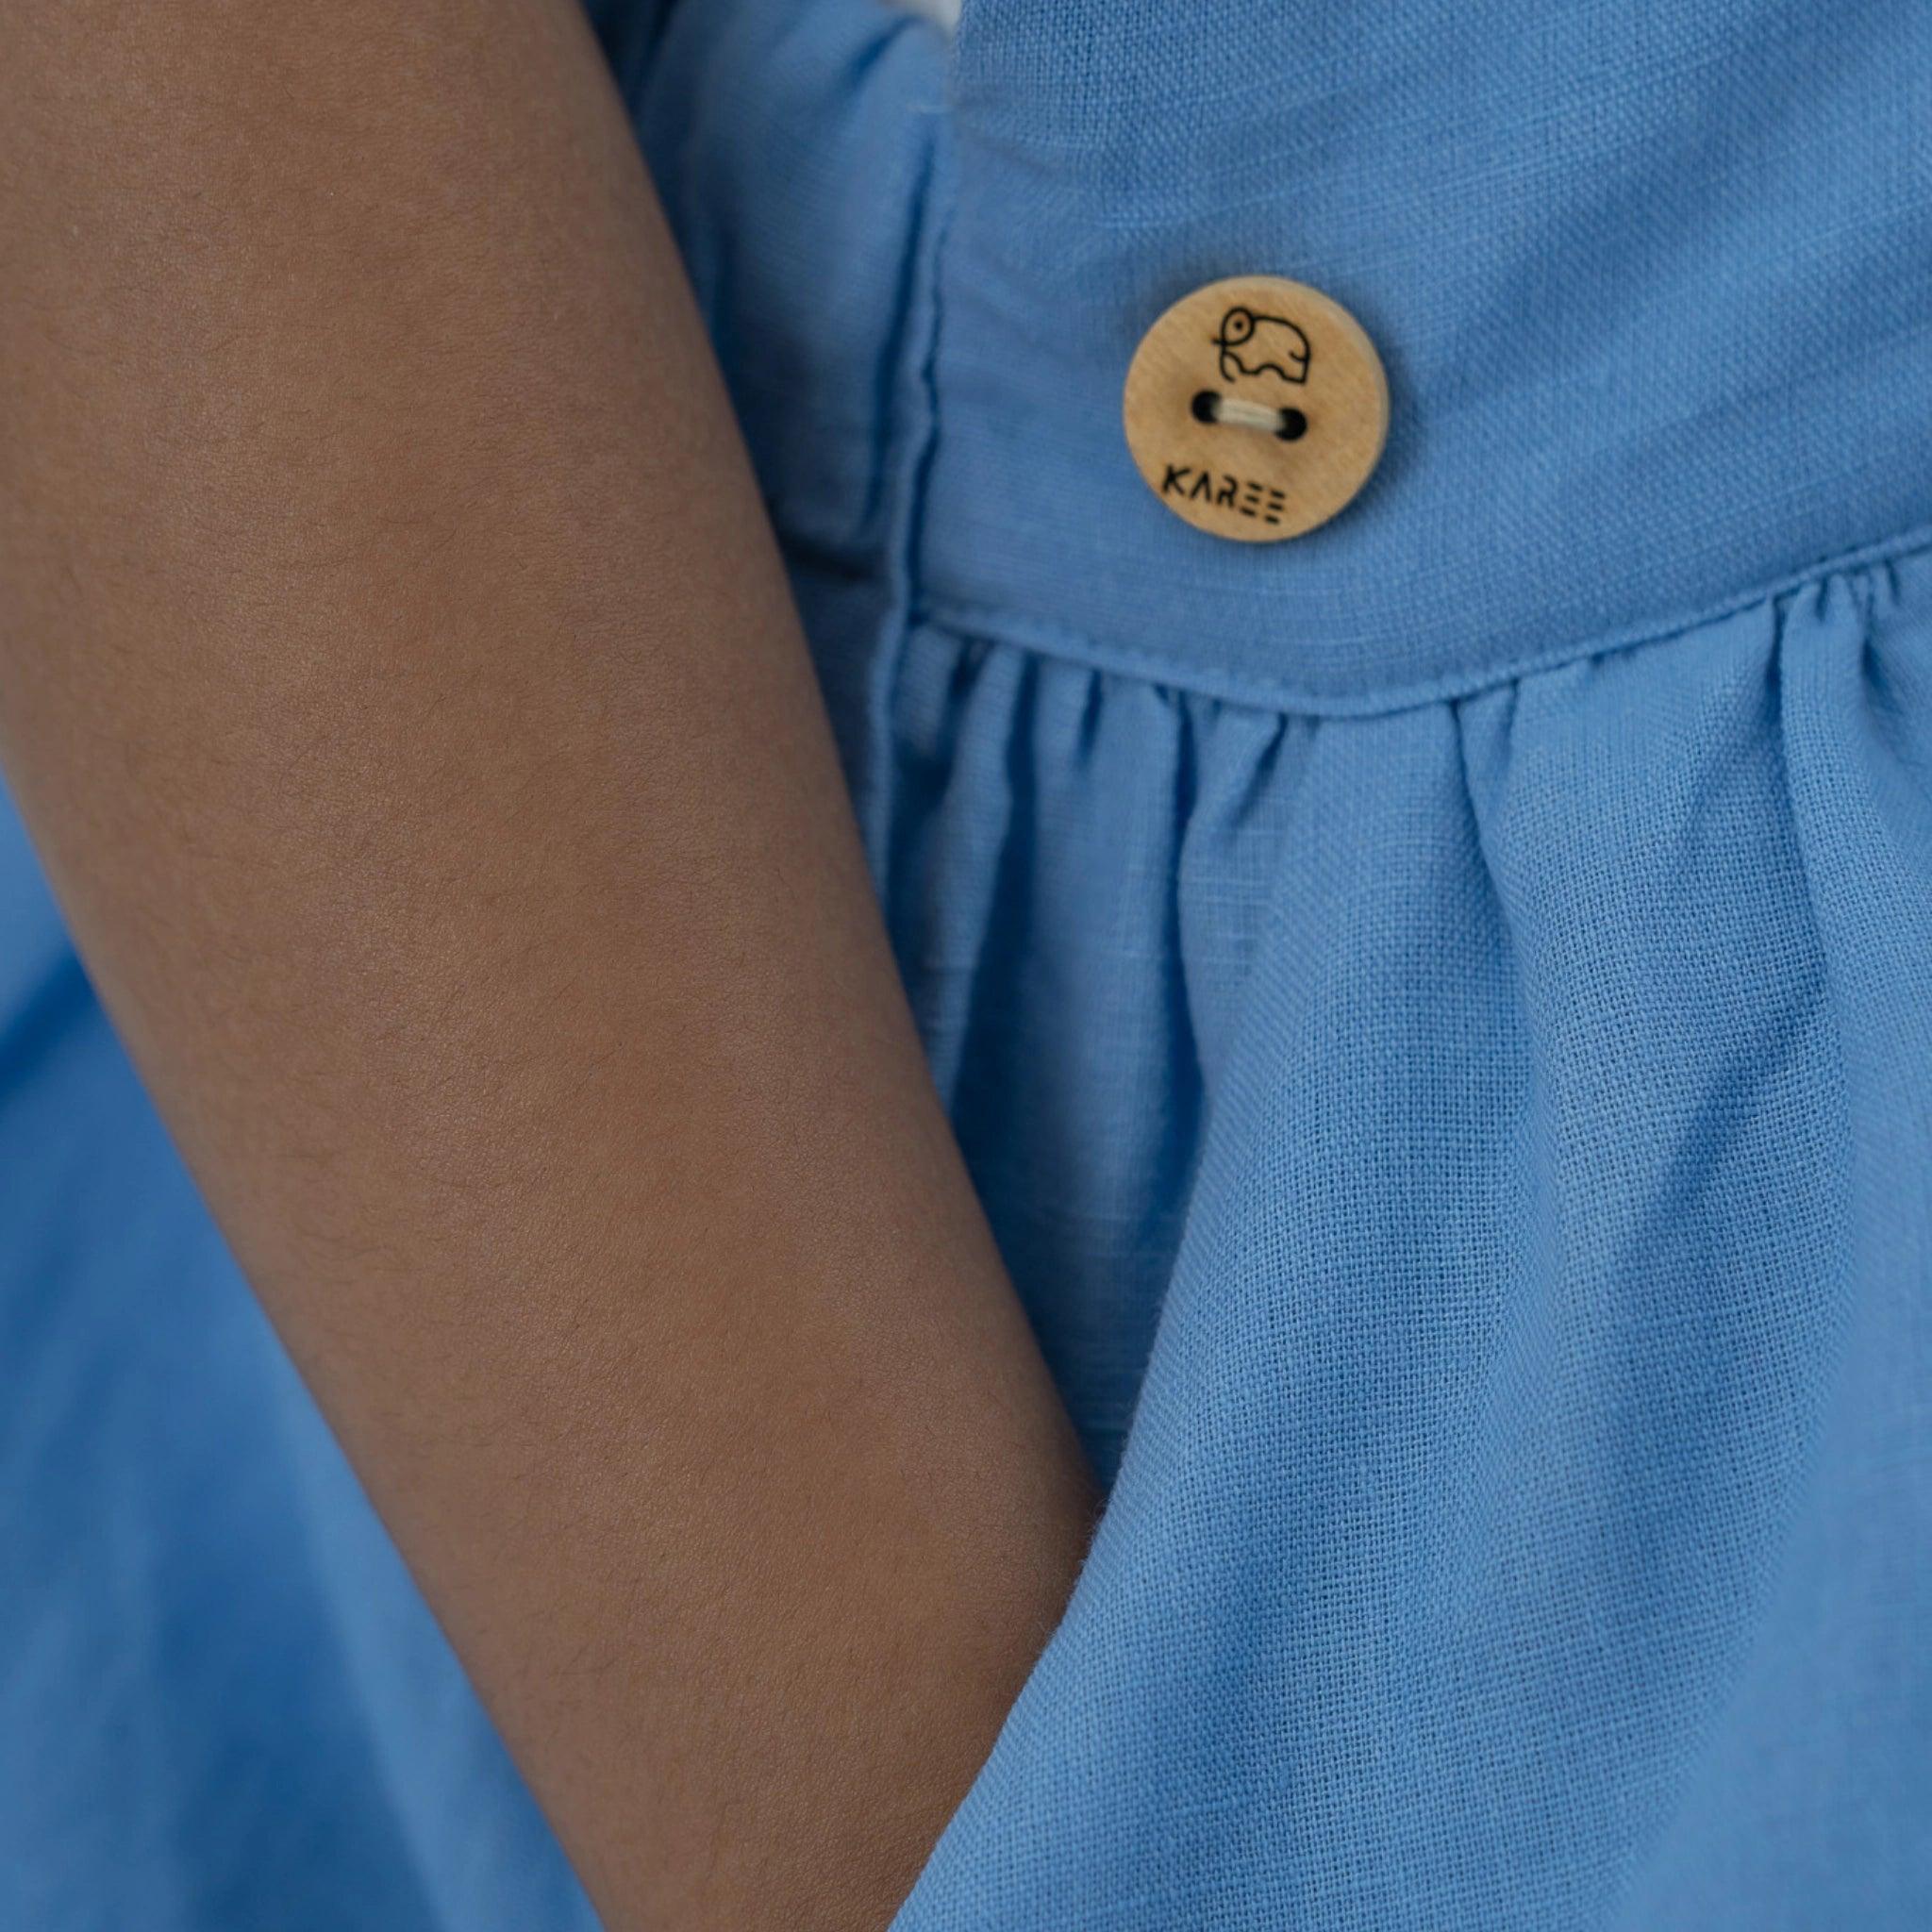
[{"left": 0, "top": 4, "right": 1095, "bottom": 1925}]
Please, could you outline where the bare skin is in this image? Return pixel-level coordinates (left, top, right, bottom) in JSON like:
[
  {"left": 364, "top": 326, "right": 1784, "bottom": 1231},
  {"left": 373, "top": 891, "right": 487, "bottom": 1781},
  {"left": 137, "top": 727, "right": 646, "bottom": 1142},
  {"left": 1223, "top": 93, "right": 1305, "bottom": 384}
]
[{"left": 0, "top": 4, "right": 1097, "bottom": 1925}]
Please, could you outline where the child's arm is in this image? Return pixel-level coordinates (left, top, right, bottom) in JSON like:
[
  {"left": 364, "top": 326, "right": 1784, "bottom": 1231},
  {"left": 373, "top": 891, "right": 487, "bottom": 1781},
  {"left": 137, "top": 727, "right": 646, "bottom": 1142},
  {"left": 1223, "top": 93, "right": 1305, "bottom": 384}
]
[{"left": 0, "top": 4, "right": 1097, "bottom": 1925}]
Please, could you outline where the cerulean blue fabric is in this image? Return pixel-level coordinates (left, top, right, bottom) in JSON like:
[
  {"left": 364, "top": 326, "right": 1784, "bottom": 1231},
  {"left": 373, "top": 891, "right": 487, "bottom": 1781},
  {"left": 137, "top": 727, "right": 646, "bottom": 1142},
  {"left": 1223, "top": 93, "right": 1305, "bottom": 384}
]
[{"left": 4, "top": 1, "right": 1931, "bottom": 1926}]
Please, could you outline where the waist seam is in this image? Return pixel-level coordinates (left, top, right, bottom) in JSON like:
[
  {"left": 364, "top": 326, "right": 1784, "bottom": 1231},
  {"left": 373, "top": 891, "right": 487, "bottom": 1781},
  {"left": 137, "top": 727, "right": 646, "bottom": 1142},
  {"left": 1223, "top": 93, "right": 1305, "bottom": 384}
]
[{"left": 908, "top": 516, "right": 1932, "bottom": 721}]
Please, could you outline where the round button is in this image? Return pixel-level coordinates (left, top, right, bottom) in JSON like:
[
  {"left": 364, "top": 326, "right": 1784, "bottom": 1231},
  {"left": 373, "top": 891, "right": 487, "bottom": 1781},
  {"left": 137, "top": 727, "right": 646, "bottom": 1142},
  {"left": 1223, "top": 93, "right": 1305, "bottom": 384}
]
[{"left": 1123, "top": 275, "right": 1389, "bottom": 542}]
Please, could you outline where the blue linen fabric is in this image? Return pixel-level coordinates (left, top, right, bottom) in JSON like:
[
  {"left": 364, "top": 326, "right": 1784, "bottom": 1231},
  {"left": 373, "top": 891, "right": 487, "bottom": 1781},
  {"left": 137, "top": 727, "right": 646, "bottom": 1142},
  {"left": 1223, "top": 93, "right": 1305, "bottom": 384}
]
[{"left": 3, "top": 1, "right": 1930, "bottom": 1926}]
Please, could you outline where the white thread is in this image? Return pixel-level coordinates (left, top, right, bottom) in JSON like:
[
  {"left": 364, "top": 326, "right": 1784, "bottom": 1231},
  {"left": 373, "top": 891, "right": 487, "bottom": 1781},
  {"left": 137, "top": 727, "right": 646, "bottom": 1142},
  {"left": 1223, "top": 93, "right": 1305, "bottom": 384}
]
[{"left": 1211, "top": 393, "right": 1291, "bottom": 434}]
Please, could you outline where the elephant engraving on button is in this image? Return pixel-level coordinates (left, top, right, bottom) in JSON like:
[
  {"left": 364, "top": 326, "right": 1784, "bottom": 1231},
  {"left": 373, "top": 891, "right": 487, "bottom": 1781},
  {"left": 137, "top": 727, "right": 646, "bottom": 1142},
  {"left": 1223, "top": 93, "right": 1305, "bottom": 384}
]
[{"left": 1213, "top": 305, "right": 1310, "bottom": 389}]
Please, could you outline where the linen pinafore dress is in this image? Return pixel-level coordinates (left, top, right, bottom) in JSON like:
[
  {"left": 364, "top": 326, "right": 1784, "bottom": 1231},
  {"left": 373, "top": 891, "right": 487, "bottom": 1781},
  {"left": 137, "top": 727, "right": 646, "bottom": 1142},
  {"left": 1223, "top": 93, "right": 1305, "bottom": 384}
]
[{"left": 4, "top": 2, "right": 1930, "bottom": 1926}]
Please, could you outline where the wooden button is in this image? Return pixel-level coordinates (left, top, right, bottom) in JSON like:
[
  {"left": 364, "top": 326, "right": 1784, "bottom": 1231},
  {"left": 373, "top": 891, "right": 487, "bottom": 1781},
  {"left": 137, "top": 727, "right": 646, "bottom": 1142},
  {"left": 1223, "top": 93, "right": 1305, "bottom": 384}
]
[{"left": 1123, "top": 275, "right": 1389, "bottom": 542}]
